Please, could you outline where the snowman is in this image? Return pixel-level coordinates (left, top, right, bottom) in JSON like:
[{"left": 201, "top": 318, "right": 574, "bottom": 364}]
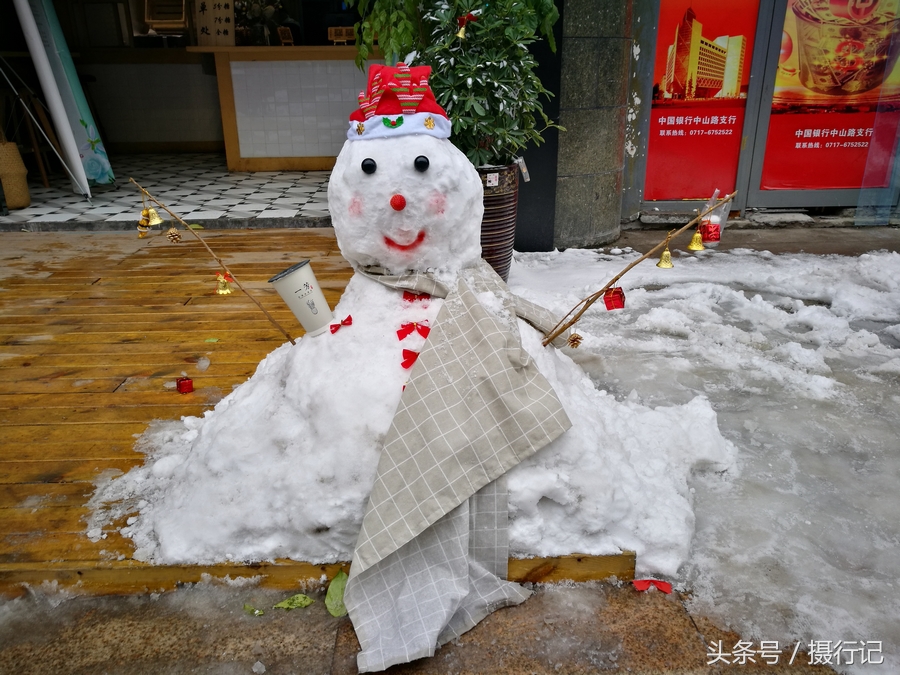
[
  {"left": 326, "top": 63, "right": 576, "bottom": 672},
  {"left": 89, "top": 62, "right": 735, "bottom": 674}
]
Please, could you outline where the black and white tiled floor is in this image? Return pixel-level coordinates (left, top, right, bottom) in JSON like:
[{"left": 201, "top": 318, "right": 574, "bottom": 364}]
[{"left": 0, "top": 153, "right": 331, "bottom": 229}]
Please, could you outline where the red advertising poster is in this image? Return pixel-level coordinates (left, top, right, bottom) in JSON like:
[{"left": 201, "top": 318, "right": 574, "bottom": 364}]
[
  {"left": 645, "top": 0, "right": 761, "bottom": 200},
  {"left": 760, "top": 0, "right": 900, "bottom": 190}
]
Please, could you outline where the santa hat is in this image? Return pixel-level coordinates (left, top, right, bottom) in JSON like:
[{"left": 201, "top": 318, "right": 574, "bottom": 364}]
[{"left": 346, "top": 62, "right": 452, "bottom": 142}]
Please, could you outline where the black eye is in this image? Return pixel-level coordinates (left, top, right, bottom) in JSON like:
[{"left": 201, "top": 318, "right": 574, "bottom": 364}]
[
  {"left": 361, "top": 158, "right": 377, "bottom": 174},
  {"left": 414, "top": 156, "right": 429, "bottom": 172}
]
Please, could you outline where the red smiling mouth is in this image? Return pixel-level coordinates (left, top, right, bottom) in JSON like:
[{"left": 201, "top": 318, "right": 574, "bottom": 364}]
[{"left": 384, "top": 231, "right": 426, "bottom": 252}]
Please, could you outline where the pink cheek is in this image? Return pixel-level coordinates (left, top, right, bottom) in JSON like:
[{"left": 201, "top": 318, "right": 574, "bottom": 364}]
[
  {"left": 348, "top": 196, "right": 363, "bottom": 217},
  {"left": 428, "top": 192, "right": 447, "bottom": 215}
]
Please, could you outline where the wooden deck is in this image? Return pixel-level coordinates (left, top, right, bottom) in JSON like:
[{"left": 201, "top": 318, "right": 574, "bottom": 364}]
[{"left": 0, "top": 228, "right": 634, "bottom": 596}]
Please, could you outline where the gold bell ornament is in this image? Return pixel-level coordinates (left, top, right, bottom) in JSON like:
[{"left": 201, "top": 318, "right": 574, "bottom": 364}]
[
  {"left": 686, "top": 229, "right": 705, "bottom": 252},
  {"left": 456, "top": 12, "right": 477, "bottom": 39},
  {"left": 216, "top": 272, "right": 234, "bottom": 295},
  {"left": 656, "top": 231, "right": 674, "bottom": 269},
  {"left": 146, "top": 208, "right": 164, "bottom": 226}
]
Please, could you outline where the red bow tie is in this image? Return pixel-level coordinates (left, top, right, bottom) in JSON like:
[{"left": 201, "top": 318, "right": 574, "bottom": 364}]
[
  {"left": 397, "top": 321, "right": 431, "bottom": 340},
  {"left": 401, "top": 349, "right": 420, "bottom": 369},
  {"left": 330, "top": 315, "right": 353, "bottom": 334},
  {"left": 632, "top": 579, "right": 672, "bottom": 594},
  {"left": 403, "top": 291, "right": 430, "bottom": 303}
]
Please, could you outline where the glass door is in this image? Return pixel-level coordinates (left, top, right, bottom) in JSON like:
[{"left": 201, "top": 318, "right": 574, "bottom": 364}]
[{"left": 744, "top": 0, "right": 900, "bottom": 211}]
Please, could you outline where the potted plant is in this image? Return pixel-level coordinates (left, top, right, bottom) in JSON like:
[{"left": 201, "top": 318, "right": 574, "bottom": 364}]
[{"left": 348, "top": 0, "right": 561, "bottom": 280}]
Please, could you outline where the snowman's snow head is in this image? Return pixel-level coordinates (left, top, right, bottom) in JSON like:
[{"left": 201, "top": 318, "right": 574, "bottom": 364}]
[{"left": 327, "top": 63, "right": 483, "bottom": 274}]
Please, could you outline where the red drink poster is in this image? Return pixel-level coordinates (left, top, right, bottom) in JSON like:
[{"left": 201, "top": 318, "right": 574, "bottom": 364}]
[
  {"left": 645, "top": 0, "right": 761, "bottom": 200},
  {"left": 759, "top": 0, "right": 900, "bottom": 190}
]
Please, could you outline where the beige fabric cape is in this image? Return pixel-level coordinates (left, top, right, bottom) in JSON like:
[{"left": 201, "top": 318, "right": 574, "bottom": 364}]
[{"left": 344, "top": 260, "right": 571, "bottom": 672}]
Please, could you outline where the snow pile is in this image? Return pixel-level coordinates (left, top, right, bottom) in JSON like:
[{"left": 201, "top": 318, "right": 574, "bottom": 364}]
[
  {"left": 88, "top": 270, "right": 734, "bottom": 578},
  {"left": 511, "top": 246, "right": 900, "bottom": 675}
]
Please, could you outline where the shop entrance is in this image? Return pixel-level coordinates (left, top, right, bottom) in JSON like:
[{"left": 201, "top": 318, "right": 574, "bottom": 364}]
[{"left": 625, "top": 0, "right": 900, "bottom": 218}]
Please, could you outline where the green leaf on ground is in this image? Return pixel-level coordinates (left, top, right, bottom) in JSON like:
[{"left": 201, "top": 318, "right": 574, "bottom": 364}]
[
  {"left": 188, "top": 223, "right": 204, "bottom": 230},
  {"left": 325, "top": 570, "right": 348, "bottom": 617},
  {"left": 243, "top": 603, "right": 264, "bottom": 616},
  {"left": 204, "top": 338, "right": 219, "bottom": 342},
  {"left": 273, "top": 594, "right": 315, "bottom": 610}
]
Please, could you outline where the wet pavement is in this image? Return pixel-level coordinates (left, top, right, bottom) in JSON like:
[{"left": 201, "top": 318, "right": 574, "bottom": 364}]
[{"left": 0, "top": 580, "right": 838, "bottom": 675}]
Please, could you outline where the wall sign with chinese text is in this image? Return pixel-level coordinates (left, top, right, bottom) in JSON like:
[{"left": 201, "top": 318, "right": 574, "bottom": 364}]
[
  {"left": 196, "top": 1, "right": 235, "bottom": 46},
  {"left": 644, "top": 0, "right": 761, "bottom": 200},
  {"left": 759, "top": 0, "right": 900, "bottom": 190}
]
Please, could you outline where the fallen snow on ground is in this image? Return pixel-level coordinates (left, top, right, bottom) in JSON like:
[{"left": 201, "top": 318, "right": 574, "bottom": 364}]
[
  {"left": 86, "top": 245, "right": 900, "bottom": 674},
  {"left": 510, "top": 246, "right": 900, "bottom": 675}
]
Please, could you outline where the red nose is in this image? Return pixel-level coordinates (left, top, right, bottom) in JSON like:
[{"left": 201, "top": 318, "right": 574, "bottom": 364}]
[{"left": 390, "top": 194, "right": 407, "bottom": 211}]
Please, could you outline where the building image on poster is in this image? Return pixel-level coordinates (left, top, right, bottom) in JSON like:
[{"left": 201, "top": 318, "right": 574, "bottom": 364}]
[
  {"left": 760, "top": 0, "right": 900, "bottom": 190},
  {"left": 644, "top": 0, "right": 761, "bottom": 201}
]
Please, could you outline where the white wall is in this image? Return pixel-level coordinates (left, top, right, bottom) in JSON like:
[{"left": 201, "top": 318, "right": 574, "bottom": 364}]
[{"left": 231, "top": 60, "right": 367, "bottom": 158}]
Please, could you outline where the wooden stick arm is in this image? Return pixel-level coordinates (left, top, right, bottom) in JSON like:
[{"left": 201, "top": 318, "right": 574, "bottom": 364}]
[
  {"left": 540, "top": 191, "right": 737, "bottom": 347},
  {"left": 129, "top": 177, "right": 296, "bottom": 346}
]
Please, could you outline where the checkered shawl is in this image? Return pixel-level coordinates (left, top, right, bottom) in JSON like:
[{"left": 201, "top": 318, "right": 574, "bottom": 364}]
[{"left": 345, "top": 260, "right": 571, "bottom": 672}]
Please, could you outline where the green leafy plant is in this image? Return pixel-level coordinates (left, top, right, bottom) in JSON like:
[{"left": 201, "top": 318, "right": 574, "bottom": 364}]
[
  {"left": 345, "top": 0, "right": 561, "bottom": 167},
  {"left": 350, "top": 0, "right": 424, "bottom": 66},
  {"left": 418, "top": 0, "right": 562, "bottom": 166}
]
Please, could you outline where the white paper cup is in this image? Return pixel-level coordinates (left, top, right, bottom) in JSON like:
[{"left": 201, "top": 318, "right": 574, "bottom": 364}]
[{"left": 268, "top": 260, "right": 334, "bottom": 337}]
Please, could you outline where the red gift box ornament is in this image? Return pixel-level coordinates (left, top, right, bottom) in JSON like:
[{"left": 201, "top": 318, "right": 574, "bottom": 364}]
[
  {"left": 700, "top": 220, "right": 721, "bottom": 245},
  {"left": 603, "top": 287, "right": 626, "bottom": 310},
  {"left": 176, "top": 377, "right": 194, "bottom": 394}
]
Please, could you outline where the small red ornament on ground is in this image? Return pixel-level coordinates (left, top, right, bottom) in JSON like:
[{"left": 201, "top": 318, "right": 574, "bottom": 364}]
[
  {"left": 632, "top": 579, "right": 672, "bottom": 594},
  {"left": 176, "top": 377, "right": 194, "bottom": 394},
  {"left": 603, "top": 287, "right": 626, "bottom": 310}
]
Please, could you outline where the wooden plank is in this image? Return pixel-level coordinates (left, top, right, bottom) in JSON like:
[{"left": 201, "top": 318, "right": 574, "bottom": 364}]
[
  {"left": 0, "top": 459, "right": 143, "bottom": 484},
  {"left": 0, "top": 351, "right": 269, "bottom": 369},
  {"left": 0, "top": 309, "right": 301, "bottom": 324},
  {"left": 508, "top": 553, "right": 637, "bottom": 584},
  {"left": 0, "top": 423, "right": 148, "bottom": 443},
  {"left": 0, "top": 363, "right": 260, "bottom": 382},
  {"left": 0, "top": 531, "right": 133, "bottom": 564},
  {"left": 0, "top": 331, "right": 289, "bottom": 345},
  {"left": 0, "top": 376, "right": 252, "bottom": 395},
  {"left": 0, "top": 376, "right": 251, "bottom": 395},
  {"left": 0, "top": 341, "right": 279, "bottom": 356},
  {"left": 0, "top": 553, "right": 634, "bottom": 597},
  {"left": 0, "top": 505, "right": 94, "bottom": 534},
  {"left": 0, "top": 392, "right": 233, "bottom": 409},
  {"left": 0, "top": 482, "right": 96, "bottom": 508},
  {"left": 0, "top": 405, "right": 211, "bottom": 426},
  {"left": 0, "top": 318, "right": 297, "bottom": 335},
  {"left": 0, "top": 559, "right": 352, "bottom": 596},
  {"left": 0, "top": 441, "right": 142, "bottom": 461}
]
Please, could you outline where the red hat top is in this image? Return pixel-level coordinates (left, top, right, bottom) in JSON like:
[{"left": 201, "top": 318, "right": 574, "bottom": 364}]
[{"left": 346, "top": 62, "right": 452, "bottom": 141}]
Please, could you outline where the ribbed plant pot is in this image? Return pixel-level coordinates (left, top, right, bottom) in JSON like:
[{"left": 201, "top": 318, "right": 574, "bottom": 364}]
[{"left": 477, "top": 164, "right": 519, "bottom": 282}]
